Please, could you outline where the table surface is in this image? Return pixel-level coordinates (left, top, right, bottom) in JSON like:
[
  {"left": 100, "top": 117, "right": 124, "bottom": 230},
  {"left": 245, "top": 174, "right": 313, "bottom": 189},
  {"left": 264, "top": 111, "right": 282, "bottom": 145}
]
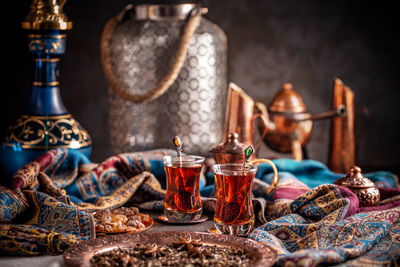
[{"left": 0, "top": 211, "right": 216, "bottom": 267}]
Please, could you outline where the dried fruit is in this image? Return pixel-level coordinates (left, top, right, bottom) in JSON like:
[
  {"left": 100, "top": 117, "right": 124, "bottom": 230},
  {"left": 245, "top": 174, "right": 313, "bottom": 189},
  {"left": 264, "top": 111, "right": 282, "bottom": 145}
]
[{"left": 93, "top": 206, "right": 152, "bottom": 234}]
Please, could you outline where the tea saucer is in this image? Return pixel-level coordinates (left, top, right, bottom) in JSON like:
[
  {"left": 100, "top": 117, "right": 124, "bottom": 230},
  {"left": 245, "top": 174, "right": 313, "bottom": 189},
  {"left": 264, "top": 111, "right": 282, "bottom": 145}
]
[
  {"left": 157, "top": 214, "right": 208, "bottom": 224},
  {"left": 207, "top": 226, "right": 220, "bottom": 234}
]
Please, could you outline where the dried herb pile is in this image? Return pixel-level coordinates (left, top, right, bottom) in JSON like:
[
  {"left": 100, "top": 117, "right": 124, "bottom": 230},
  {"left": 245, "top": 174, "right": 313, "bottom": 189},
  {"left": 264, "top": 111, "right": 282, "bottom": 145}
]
[{"left": 90, "top": 236, "right": 252, "bottom": 266}]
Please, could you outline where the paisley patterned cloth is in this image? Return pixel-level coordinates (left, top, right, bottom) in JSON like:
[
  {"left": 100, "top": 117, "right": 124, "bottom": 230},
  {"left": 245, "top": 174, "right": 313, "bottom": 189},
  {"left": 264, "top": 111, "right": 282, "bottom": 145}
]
[
  {"left": 0, "top": 148, "right": 173, "bottom": 255},
  {"left": 249, "top": 160, "right": 400, "bottom": 266},
  {"left": 0, "top": 148, "right": 399, "bottom": 267}
]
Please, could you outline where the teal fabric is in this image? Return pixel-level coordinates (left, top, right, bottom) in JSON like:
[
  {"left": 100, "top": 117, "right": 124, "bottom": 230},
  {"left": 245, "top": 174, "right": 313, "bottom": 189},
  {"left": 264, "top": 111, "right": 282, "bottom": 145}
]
[{"left": 256, "top": 158, "right": 398, "bottom": 189}]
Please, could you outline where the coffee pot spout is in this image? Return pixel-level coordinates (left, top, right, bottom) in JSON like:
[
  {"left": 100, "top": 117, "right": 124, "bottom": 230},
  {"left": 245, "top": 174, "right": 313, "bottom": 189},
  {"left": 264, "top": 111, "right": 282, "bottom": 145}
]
[
  {"left": 295, "top": 105, "right": 346, "bottom": 122},
  {"left": 254, "top": 101, "right": 276, "bottom": 133},
  {"left": 276, "top": 104, "right": 346, "bottom": 122}
]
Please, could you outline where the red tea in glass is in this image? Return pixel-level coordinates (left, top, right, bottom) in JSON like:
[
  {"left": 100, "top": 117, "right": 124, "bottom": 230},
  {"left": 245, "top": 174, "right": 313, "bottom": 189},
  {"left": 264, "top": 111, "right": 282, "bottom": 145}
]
[
  {"left": 212, "top": 163, "right": 257, "bottom": 236},
  {"left": 163, "top": 155, "right": 204, "bottom": 221}
]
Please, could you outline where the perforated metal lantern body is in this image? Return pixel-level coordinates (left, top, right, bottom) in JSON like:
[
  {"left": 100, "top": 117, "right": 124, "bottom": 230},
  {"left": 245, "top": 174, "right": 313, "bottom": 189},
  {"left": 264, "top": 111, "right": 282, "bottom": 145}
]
[{"left": 104, "top": 4, "right": 227, "bottom": 155}]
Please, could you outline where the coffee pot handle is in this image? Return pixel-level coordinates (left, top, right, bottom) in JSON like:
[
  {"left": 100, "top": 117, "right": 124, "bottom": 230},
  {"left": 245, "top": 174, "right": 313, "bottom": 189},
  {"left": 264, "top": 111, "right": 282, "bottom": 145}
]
[{"left": 251, "top": 102, "right": 272, "bottom": 153}]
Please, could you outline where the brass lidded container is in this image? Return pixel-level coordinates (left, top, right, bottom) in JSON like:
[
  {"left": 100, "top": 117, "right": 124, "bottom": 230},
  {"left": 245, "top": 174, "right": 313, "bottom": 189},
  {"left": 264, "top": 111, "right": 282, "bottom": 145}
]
[
  {"left": 334, "top": 166, "right": 380, "bottom": 207},
  {"left": 210, "top": 132, "right": 252, "bottom": 164}
]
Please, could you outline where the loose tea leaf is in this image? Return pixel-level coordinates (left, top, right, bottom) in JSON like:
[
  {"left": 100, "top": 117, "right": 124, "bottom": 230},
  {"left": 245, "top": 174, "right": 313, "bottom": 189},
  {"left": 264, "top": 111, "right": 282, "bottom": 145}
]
[{"left": 90, "top": 236, "right": 252, "bottom": 267}]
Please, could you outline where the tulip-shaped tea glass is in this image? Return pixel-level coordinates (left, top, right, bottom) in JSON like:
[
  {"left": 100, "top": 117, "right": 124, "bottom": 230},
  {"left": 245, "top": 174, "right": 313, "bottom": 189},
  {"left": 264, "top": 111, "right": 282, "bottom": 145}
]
[
  {"left": 163, "top": 155, "right": 205, "bottom": 222},
  {"left": 212, "top": 159, "right": 278, "bottom": 236}
]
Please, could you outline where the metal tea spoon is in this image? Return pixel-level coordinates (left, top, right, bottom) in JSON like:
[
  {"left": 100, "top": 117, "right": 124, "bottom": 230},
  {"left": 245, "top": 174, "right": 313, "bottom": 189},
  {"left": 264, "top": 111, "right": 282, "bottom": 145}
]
[
  {"left": 173, "top": 136, "right": 183, "bottom": 157},
  {"left": 173, "top": 136, "right": 183, "bottom": 168}
]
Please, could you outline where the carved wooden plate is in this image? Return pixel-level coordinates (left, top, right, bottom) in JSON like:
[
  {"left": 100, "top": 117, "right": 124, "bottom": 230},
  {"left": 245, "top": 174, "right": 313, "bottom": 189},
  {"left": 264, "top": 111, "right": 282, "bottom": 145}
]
[{"left": 63, "top": 231, "right": 277, "bottom": 267}]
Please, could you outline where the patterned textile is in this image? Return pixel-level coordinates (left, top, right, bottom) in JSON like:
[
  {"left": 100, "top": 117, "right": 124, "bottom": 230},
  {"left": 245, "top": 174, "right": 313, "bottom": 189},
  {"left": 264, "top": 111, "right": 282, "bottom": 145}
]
[
  {"left": 0, "top": 148, "right": 174, "bottom": 255},
  {"left": 0, "top": 148, "right": 399, "bottom": 266},
  {"left": 249, "top": 163, "right": 400, "bottom": 266}
]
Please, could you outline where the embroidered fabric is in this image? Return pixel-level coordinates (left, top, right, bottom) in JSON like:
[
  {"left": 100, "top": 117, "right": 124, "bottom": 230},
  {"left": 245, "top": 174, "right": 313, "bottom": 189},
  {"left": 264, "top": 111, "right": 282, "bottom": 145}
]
[{"left": 0, "top": 148, "right": 398, "bottom": 266}]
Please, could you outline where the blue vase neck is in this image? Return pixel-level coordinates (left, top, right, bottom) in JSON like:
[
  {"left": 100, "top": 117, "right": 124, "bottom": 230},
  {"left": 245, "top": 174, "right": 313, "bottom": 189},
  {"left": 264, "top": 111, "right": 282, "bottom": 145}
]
[{"left": 24, "top": 30, "right": 68, "bottom": 115}]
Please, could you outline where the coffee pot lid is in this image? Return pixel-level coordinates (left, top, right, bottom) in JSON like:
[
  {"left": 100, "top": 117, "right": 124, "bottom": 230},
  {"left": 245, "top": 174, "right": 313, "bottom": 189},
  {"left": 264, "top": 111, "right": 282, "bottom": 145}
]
[
  {"left": 210, "top": 132, "right": 247, "bottom": 155},
  {"left": 269, "top": 83, "right": 307, "bottom": 113},
  {"left": 334, "top": 166, "right": 376, "bottom": 189}
]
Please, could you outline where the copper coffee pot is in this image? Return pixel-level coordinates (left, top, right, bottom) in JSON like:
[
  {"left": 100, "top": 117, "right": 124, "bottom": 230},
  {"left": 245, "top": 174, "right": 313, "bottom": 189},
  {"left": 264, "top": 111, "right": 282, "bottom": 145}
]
[{"left": 224, "top": 82, "right": 346, "bottom": 161}]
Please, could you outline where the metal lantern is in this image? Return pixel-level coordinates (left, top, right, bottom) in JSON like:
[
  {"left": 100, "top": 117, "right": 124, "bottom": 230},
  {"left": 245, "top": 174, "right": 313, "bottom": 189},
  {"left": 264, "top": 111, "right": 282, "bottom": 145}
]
[{"left": 101, "top": 2, "right": 228, "bottom": 156}]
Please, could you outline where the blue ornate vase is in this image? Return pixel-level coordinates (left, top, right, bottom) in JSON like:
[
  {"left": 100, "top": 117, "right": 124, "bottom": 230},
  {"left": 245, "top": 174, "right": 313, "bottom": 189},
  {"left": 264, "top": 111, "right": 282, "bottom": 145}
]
[{"left": 0, "top": 0, "right": 91, "bottom": 183}]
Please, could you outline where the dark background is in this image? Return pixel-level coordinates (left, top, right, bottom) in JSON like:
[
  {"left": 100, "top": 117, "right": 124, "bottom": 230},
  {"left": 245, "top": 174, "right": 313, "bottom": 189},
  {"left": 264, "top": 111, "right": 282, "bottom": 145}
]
[{"left": 2, "top": 0, "right": 399, "bottom": 175}]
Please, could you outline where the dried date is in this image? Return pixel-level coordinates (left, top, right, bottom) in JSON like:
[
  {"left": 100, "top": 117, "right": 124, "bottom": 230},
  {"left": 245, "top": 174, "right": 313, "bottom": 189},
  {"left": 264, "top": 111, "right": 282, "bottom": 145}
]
[{"left": 93, "top": 206, "right": 151, "bottom": 234}]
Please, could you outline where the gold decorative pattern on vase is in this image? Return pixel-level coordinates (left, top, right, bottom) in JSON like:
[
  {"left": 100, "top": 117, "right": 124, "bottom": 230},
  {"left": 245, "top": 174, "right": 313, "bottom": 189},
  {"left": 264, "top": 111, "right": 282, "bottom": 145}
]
[
  {"left": 29, "top": 39, "right": 61, "bottom": 54},
  {"left": 4, "top": 114, "right": 91, "bottom": 149}
]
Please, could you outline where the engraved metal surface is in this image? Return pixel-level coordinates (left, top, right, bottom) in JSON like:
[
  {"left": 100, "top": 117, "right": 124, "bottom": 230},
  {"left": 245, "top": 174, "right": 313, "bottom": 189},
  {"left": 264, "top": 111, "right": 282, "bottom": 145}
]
[
  {"left": 63, "top": 231, "right": 277, "bottom": 267},
  {"left": 107, "top": 16, "right": 227, "bottom": 156},
  {"left": 334, "top": 166, "right": 380, "bottom": 207}
]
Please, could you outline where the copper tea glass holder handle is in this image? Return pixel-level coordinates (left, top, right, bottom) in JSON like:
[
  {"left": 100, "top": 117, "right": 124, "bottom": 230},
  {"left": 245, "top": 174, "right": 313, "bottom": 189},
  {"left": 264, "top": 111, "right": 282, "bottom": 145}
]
[{"left": 248, "top": 158, "right": 279, "bottom": 194}]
